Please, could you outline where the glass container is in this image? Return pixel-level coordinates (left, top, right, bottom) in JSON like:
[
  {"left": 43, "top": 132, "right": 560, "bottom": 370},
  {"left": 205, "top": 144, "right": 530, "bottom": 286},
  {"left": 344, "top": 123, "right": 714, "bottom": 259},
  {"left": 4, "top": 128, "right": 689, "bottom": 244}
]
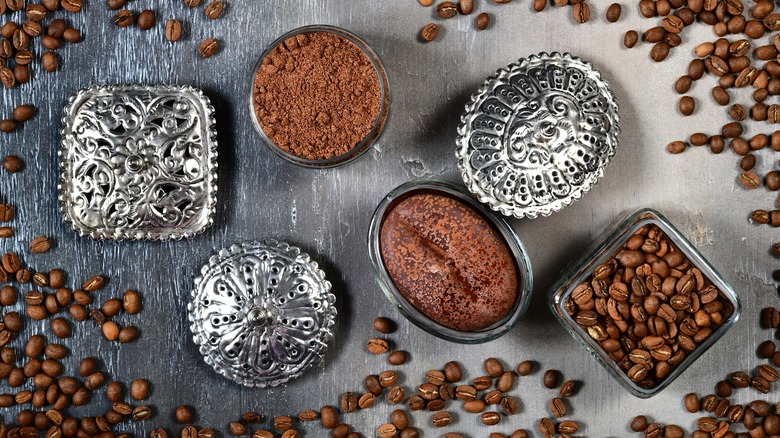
[
  {"left": 549, "top": 208, "right": 741, "bottom": 398},
  {"left": 368, "top": 179, "right": 533, "bottom": 344}
]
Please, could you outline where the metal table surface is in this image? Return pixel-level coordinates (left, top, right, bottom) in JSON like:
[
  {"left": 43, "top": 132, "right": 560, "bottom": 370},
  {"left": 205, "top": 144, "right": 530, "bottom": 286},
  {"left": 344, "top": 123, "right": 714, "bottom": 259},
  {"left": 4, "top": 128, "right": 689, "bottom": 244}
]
[{"left": 1, "top": 1, "right": 777, "bottom": 437}]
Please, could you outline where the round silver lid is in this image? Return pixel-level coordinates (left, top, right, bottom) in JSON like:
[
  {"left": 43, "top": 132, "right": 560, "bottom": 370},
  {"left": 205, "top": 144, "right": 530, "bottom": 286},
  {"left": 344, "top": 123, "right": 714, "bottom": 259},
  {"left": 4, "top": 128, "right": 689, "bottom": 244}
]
[
  {"left": 188, "top": 240, "right": 336, "bottom": 388},
  {"left": 456, "top": 52, "right": 620, "bottom": 219}
]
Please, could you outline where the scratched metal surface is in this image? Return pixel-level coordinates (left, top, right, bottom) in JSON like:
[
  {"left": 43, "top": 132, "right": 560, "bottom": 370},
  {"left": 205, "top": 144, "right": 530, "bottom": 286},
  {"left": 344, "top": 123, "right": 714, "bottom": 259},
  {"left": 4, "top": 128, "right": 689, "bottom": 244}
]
[{"left": 0, "top": 0, "right": 777, "bottom": 437}]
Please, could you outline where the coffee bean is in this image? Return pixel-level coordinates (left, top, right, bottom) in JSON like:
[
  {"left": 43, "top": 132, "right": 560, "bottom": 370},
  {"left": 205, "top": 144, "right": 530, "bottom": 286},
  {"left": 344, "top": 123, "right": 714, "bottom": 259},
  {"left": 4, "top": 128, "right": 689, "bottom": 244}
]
[
  {"left": 444, "top": 361, "right": 462, "bottom": 382},
  {"left": 662, "top": 15, "right": 684, "bottom": 33},
  {"left": 572, "top": 2, "right": 590, "bottom": 23},
  {"left": 391, "top": 410, "right": 408, "bottom": 430},
  {"left": 550, "top": 397, "right": 567, "bottom": 417},
  {"left": 298, "top": 410, "right": 318, "bottom": 421},
  {"left": 497, "top": 371, "right": 515, "bottom": 392},
  {"left": 482, "top": 412, "right": 500, "bottom": 426},
  {"left": 760, "top": 340, "right": 777, "bottom": 358},
  {"left": 61, "top": 28, "right": 80, "bottom": 43},
  {"left": 758, "top": 364, "right": 779, "bottom": 382},
  {"left": 106, "top": 0, "right": 126, "bottom": 9},
  {"left": 0, "top": 119, "right": 16, "bottom": 133},
  {"left": 650, "top": 42, "right": 670, "bottom": 62},
  {"left": 379, "top": 370, "right": 398, "bottom": 387},
  {"left": 476, "top": 12, "right": 490, "bottom": 30},
  {"left": 437, "top": 1, "right": 458, "bottom": 18},
  {"left": 740, "top": 171, "right": 761, "bottom": 189},
  {"left": 272, "top": 416, "right": 292, "bottom": 431},
  {"left": 485, "top": 358, "right": 504, "bottom": 377},
  {"left": 679, "top": 96, "right": 695, "bottom": 115},
  {"left": 367, "top": 338, "right": 389, "bottom": 354},
  {"left": 114, "top": 10, "right": 134, "bottom": 27},
  {"left": 357, "top": 392, "right": 375, "bottom": 409},
  {"left": 432, "top": 411, "right": 452, "bottom": 427},
  {"left": 341, "top": 392, "right": 358, "bottom": 413},
  {"left": 407, "top": 395, "right": 424, "bottom": 410},
  {"left": 84, "top": 371, "right": 105, "bottom": 390},
  {"left": 130, "top": 379, "right": 149, "bottom": 400},
  {"left": 199, "top": 38, "right": 219, "bottom": 58},
  {"left": 13, "top": 104, "right": 34, "bottom": 122},
  {"left": 420, "top": 23, "right": 439, "bottom": 42},
  {"left": 606, "top": 3, "right": 622, "bottom": 22},
  {"left": 712, "top": 86, "right": 730, "bottom": 106},
  {"left": 542, "top": 369, "right": 560, "bottom": 388},
  {"left": 61, "top": 0, "right": 82, "bottom": 12},
  {"left": 674, "top": 76, "right": 692, "bottom": 94},
  {"left": 459, "top": 0, "right": 474, "bottom": 15},
  {"left": 137, "top": 10, "right": 156, "bottom": 30},
  {"left": 455, "top": 385, "right": 477, "bottom": 400},
  {"left": 763, "top": 307, "right": 780, "bottom": 327},
  {"left": 184, "top": 0, "right": 201, "bottom": 6},
  {"left": 716, "top": 380, "right": 732, "bottom": 397},
  {"left": 624, "top": 30, "right": 638, "bottom": 48},
  {"left": 3, "top": 156, "right": 22, "bottom": 173},
  {"left": 683, "top": 393, "right": 700, "bottom": 413},
  {"left": 484, "top": 389, "right": 502, "bottom": 404},
  {"left": 377, "top": 424, "right": 396, "bottom": 438},
  {"left": 373, "top": 317, "right": 395, "bottom": 333},
  {"left": 538, "top": 418, "right": 555, "bottom": 438},
  {"left": 42, "top": 51, "right": 58, "bottom": 72},
  {"left": 320, "top": 406, "right": 338, "bottom": 429},
  {"left": 388, "top": 350, "right": 407, "bottom": 365},
  {"left": 752, "top": 376, "right": 771, "bottom": 393}
]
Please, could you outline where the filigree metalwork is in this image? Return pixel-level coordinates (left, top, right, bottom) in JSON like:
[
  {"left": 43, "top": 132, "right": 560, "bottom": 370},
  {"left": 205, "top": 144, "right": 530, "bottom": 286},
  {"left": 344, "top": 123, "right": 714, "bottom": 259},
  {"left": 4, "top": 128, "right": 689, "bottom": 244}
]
[
  {"left": 457, "top": 52, "right": 620, "bottom": 219},
  {"left": 59, "top": 85, "right": 218, "bottom": 240},
  {"left": 188, "top": 240, "right": 337, "bottom": 388}
]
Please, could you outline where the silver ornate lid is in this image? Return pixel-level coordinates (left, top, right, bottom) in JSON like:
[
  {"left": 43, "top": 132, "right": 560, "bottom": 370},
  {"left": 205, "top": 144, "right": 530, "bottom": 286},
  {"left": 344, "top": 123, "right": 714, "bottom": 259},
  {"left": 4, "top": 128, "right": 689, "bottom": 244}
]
[
  {"left": 456, "top": 52, "right": 620, "bottom": 219},
  {"left": 188, "top": 240, "right": 337, "bottom": 388},
  {"left": 59, "top": 85, "right": 218, "bottom": 240}
]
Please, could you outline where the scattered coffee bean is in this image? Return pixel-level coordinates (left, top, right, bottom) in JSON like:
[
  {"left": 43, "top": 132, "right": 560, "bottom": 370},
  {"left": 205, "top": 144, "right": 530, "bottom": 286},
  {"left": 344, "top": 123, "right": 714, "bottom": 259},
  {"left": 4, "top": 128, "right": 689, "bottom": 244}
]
[
  {"left": 606, "top": 3, "right": 622, "bottom": 22},
  {"left": 165, "top": 19, "right": 183, "bottom": 42},
  {"left": 199, "top": 38, "right": 219, "bottom": 58},
  {"left": 3, "top": 155, "right": 23, "bottom": 173},
  {"left": 137, "top": 10, "right": 157, "bottom": 31},
  {"left": 114, "top": 10, "right": 134, "bottom": 27},
  {"left": 476, "top": 13, "right": 490, "bottom": 30},
  {"left": 437, "top": 1, "right": 458, "bottom": 18}
]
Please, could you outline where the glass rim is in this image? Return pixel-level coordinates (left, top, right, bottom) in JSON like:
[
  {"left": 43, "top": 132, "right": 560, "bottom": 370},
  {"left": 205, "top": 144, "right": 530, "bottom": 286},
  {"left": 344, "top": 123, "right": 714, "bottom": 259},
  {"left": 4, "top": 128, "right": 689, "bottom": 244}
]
[
  {"left": 548, "top": 208, "right": 742, "bottom": 398},
  {"left": 248, "top": 24, "right": 390, "bottom": 168},
  {"left": 367, "top": 178, "right": 534, "bottom": 344}
]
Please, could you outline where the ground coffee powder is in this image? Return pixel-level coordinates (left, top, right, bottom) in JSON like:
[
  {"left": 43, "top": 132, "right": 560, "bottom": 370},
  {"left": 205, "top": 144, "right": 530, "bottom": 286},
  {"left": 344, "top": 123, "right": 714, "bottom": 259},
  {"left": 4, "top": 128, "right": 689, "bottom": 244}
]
[{"left": 253, "top": 31, "right": 381, "bottom": 161}]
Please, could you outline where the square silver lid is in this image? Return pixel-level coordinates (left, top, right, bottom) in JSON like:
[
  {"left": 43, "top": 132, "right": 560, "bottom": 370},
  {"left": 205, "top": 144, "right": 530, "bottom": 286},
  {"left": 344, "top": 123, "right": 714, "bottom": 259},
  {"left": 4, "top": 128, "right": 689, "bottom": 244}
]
[{"left": 59, "top": 84, "right": 218, "bottom": 240}]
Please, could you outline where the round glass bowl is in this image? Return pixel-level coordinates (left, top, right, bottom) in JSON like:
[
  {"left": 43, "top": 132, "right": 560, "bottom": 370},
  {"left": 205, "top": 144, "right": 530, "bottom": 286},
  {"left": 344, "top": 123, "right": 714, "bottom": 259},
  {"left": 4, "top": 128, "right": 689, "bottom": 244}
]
[
  {"left": 249, "top": 25, "right": 390, "bottom": 168},
  {"left": 367, "top": 179, "right": 533, "bottom": 344},
  {"left": 457, "top": 52, "right": 620, "bottom": 219},
  {"left": 548, "top": 209, "right": 741, "bottom": 398}
]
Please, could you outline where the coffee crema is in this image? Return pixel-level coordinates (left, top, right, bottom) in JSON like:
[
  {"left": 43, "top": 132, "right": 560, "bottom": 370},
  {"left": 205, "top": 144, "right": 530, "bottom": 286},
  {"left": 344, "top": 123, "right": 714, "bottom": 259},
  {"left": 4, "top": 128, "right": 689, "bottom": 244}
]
[{"left": 379, "top": 193, "right": 518, "bottom": 332}]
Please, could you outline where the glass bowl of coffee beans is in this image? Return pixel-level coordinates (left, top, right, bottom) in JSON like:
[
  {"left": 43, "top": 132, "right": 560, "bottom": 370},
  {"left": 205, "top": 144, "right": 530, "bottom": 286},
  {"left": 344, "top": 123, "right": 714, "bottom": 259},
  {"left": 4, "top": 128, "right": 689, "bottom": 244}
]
[
  {"left": 249, "top": 25, "right": 390, "bottom": 168},
  {"left": 549, "top": 208, "right": 741, "bottom": 398}
]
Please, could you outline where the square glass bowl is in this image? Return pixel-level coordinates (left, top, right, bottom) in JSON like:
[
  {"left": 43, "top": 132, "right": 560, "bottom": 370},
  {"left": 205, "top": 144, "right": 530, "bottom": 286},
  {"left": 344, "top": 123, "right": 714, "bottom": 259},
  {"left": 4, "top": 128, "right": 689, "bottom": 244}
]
[
  {"left": 368, "top": 179, "right": 533, "bottom": 344},
  {"left": 59, "top": 85, "right": 218, "bottom": 240},
  {"left": 548, "top": 208, "right": 741, "bottom": 398}
]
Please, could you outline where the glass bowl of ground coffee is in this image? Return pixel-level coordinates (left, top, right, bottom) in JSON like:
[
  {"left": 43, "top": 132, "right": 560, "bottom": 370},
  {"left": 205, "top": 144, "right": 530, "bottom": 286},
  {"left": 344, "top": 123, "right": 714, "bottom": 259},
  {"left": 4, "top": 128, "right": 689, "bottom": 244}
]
[
  {"left": 368, "top": 179, "right": 533, "bottom": 344},
  {"left": 250, "top": 25, "right": 390, "bottom": 168},
  {"left": 549, "top": 208, "right": 741, "bottom": 398}
]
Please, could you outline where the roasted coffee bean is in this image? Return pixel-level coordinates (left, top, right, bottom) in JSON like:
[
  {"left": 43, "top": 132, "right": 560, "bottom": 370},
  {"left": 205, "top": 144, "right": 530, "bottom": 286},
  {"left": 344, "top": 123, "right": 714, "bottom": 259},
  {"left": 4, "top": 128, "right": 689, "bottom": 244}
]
[
  {"left": 716, "top": 380, "right": 732, "bottom": 397},
  {"left": 712, "top": 87, "right": 730, "bottom": 106},
  {"left": 752, "top": 376, "right": 771, "bottom": 393},
  {"left": 50, "top": 319, "right": 70, "bottom": 339},
  {"left": 680, "top": 96, "right": 695, "bottom": 115},
  {"left": 407, "top": 395, "right": 424, "bottom": 410},
  {"left": 373, "top": 317, "right": 395, "bottom": 333},
  {"left": 455, "top": 385, "right": 477, "bottom": 400},
  {"left": 624, "top": 30, "right": 638, "bottom": 48},
  {"left": 320, "top": 406, "right": 338, "bottom": 429},
  {"left": 341, "top": 392, "right": 358, "bottom": 412},
  {"left": 298, "top": 410, "right": 318, "bottom": 421},
  {"left": 650, "top": 42, "right": 670, "bottom": 62},
  {"left": 667, "top": 141, "right": 686, "bottom": 154},
  {"left": 458, "top": 0, "right": 474, "bottom": 14},
  {"left": 731, "top": 371, "right": 750, "bottom": 388},
  {"left": 760, "top": 340, "right": 777, "bottom": 358},
  {"left": 42, "top": 52, "right": 58, "bottom": 72},
  {"left": 137, "top": 10, "right": 156, "bottom": 30},
  {"left": 572, "top": 2, "right": 590, "bottom": 23},
  {"left": 123, "top": 290, "right": 141, "bottom": 314},
  {"left": 485, "top": 358, "right": 504, "bottom": 377},
  {"left": 437, "top": 1, "right": 457, "bottom": 18},
  {"left": 365, "top": 375, "right": 382, "bottom": 395},
  {"left": 675, "top": 76, "right": 692, "bottom": 94},
  {"left": 482, "top": 412, "right": 500, "bottom": 426},
  {"left": 442, "top": 361, "right": 462, "bottom": 382},
  {"left": 367, "top": 338, "right": 390, "bottom": 354},
  {"left": 273, "top": 416, "right": 292, "bottom": 431},
  {"left": 420, "top": 23, "right": 439, "bottom": 42},
  {"left": 388, "top": 350, "right": 407, "bottom": 365},
  {"left": 199, "top": 38, "right": 219, "bottom": 58},
  {"left": 763, "top": 307, "right": 780, "bottom": 327},
  {"left": 476, "top": 12, "right": 490, "bottom": 30},
  {"left": 538, "top": 418, "right": 555, "bottom": 438},
  {"left": 630, "top": 415, "right": 648, "bottom": 432},
  {"left": 205, "top": 1, "right": 223, "bottom": 19},
  {"left": 550, "top": 397, "right": 567, "bottom": 417},
  {"left": 130, "top": 379, "right": 149, "bottom": 400},
  {"left": 357, "top": 392, "right": 375, "bottom": 409},
  {"left": 543, "top": 369, "right": 560, "bottom": 388},
  {"left": 606, "top": 3, "right": 621, "bottom": 21},
  {"left": 114, "top": 10, "right": 133, "bottom": 27},
  {"left": 432, "top": 412, "right": 452, "bottom": 427},
  {"left": 497, "top": 371, "right": 515, "bottom": 392},
  {"left": 740, "top": 171, "right": 761, "bottom": 189},
  {"left": 175, "top": 405, "right": 192, "bottom": 423},
  {"left": 516, "top": 360, "right": 534, "bottom": 376},
  {"left": 379, "top": 370, "right": 397, "bottom": 387},
  {"left": 684, "top": 393, "right": 700, "bottom": 412}
]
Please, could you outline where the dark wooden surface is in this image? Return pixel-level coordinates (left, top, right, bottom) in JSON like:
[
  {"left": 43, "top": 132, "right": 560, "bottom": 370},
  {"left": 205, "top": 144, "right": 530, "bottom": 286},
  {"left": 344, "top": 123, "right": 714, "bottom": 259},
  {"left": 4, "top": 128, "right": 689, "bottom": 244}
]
[{"left": 0, "top": 1, "right": 777, "bottom": 436}]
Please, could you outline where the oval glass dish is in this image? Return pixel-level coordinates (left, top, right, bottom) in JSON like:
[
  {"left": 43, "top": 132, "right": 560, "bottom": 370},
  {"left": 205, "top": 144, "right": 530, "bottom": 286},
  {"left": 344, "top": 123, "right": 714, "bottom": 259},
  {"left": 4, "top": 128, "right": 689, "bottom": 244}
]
[
  {"left": 367, "top": 179, "right": 533, "bottom": 344},
  {"left": 548, "top": 208, "right": 741, "bottom": 398},
  {"left": 249, "top": 25, "right": 390, "bottom": 168}
]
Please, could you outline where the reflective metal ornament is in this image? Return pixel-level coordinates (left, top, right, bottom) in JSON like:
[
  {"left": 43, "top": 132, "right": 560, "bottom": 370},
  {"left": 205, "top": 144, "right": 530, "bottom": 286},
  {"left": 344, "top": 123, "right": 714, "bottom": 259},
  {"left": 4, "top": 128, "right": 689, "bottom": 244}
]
[
  {"left": 59, "top": 85, "right": 218, "bottom": 240},
  {"left": 188, "top": 240, "right": 337, "bottom": 388},
  {"left": 457, "top": 52, "right": 620, "bottom": 219}
]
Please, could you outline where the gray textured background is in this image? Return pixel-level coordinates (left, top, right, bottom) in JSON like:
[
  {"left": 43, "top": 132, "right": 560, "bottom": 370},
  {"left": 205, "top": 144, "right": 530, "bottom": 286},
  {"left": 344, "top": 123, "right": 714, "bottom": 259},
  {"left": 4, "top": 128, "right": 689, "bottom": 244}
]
[{"left": 1, "top": 0, "right": 778, "bottom": 436}]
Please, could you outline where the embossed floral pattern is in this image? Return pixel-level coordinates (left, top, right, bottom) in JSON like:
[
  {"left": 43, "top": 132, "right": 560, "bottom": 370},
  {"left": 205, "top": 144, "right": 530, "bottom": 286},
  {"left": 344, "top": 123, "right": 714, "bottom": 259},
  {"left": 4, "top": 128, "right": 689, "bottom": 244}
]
[{"left": 60, "top": 86, "right": 217, "bottom": 240}]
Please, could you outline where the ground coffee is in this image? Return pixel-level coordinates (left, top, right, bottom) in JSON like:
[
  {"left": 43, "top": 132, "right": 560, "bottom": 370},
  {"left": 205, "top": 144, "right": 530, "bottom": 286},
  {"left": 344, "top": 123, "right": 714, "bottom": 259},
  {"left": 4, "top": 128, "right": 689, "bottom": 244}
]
[{"left": 253, "top": 31, "right": 381, "bottom": 161}]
